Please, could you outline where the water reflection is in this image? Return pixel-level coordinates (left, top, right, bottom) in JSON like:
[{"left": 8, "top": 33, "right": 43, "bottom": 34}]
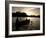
[{"left": 12, "top": 17, "right": 40, "bottom": 31}]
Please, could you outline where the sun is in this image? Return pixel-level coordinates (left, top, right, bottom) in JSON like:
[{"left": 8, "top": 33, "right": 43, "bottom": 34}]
[
  {"left": 25, "top": 11, "right": 32, "bottom": 15},
  {"left": 21, "top": 8, "right": 32, "bottom": 15}
]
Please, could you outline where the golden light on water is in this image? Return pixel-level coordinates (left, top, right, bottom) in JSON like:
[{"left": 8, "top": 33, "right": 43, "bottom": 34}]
[{"left": 27, "top": 17, "right": 31, "bottom": 19}]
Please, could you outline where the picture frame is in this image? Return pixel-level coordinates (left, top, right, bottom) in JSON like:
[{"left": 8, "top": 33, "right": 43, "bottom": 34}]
[{"left": 5, "top": 1, "right": 45, "bottom": 37}]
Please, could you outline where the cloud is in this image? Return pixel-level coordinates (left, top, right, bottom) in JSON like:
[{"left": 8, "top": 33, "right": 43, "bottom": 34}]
[{"left": 12, "top": 7, "right": 40, "bottom": 15}]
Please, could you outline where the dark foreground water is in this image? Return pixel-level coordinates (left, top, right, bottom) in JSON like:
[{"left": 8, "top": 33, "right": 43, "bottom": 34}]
[{"left": 12, "top": 17, "right": 40, "bottom": 31}]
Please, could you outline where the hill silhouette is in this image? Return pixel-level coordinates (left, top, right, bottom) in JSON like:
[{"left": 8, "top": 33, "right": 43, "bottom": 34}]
[
  {"left": 12, "top": 12, "right": 40, "bottom": 17},
  {"left": 12, "top": 12, "right": 27, "bottom": 17}
]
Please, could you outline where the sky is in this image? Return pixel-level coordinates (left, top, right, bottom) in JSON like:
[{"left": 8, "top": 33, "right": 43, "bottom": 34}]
[{"left": 12, "top": 7, "right": 40, "bottom": 16}]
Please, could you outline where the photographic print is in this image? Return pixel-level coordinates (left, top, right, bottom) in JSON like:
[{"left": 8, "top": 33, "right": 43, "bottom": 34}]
[
  {"left": 12, "top": 7, "right": 40, "bottom": 31},
  {"left": 5, "top": 1, "right": 45, "bottom": 37}
]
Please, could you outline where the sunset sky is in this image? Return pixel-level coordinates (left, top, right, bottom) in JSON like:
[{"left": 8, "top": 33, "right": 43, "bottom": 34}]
[{"left": 12, "top": 7, "right": 40, "bottom": 16}]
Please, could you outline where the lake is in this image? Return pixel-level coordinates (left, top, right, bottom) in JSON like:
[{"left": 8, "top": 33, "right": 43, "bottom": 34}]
[{"left": 12, "top": 17, "right": 40, "bottom": 31}]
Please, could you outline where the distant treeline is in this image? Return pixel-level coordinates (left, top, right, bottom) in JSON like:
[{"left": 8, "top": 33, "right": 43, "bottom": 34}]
[{"left": 12, "top": 12, "right": 40, "bottom": 17}]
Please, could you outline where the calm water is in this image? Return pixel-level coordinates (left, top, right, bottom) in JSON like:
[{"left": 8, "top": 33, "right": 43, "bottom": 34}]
[{"left": 12, "top": 17, "right": 40, "bottom": 31}]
